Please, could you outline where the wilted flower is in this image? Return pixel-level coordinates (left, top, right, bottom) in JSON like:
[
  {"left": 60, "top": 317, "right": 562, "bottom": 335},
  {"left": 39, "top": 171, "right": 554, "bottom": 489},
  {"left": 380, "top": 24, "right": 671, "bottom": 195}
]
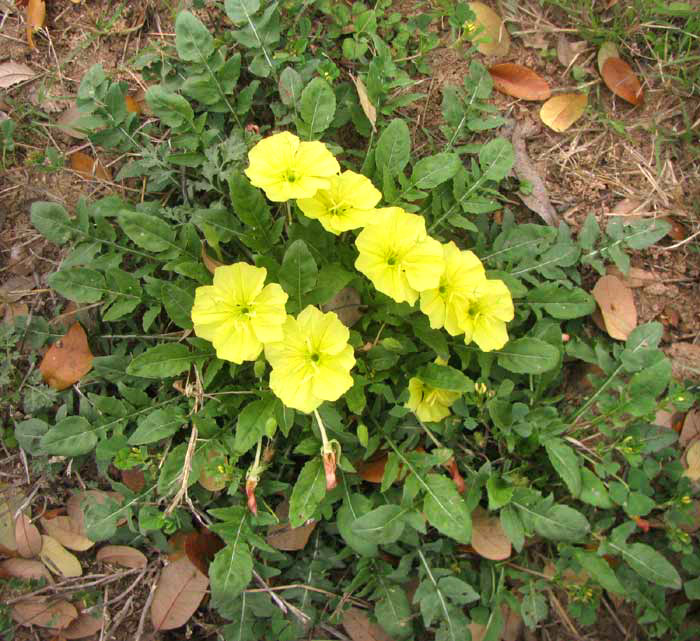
[
  {"left": 354, "top": 207, "right": 444, "bottom": 304},
  {"left": 420, "top": 241, "right": 486, "bottom": 335},
  {"left": 297, "top": 170, "right": 382, "bottom": 234},
  {"left": 191, "top": 263, "right": 288, "bottom": 364},
  {"left": 406, "top": 376, "right": 461, "bottom": 423},
  {"left": 459, "top": 279, "right": 514, "bottom": 352},
  {"left": 264, "top": 306, "right": 355, "bottom": 413},
  {"left": 244, "top": 131, "right": 340, "bottom": 202}
]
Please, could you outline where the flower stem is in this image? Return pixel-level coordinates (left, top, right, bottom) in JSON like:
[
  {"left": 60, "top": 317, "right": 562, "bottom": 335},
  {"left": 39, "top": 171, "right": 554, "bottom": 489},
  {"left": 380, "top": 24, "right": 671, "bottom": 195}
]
[{"left": 313, "top": 409, "right": 331, "bottom": 454}]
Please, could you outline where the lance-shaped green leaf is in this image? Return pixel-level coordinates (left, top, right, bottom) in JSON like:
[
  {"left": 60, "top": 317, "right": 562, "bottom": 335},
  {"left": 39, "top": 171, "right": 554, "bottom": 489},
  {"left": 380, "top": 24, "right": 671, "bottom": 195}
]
[
  {"left": 299, "top": 77, "right": 336, "bottom": 135},
  {"left": 40, "top": 417, "right": 96, "bottom": 456},
  {"left": 497, "top": 338, "right": 560, "bottom": 374},
  {"left": 544, "top": 438, "right": 581, "bottom": 497},
  {"left": 423, "top": 474, "right": 471, "bottom": 544},
  {"left": 350, "top": 505, "right": 406, "bottom": 544},
  {"left": 175, "top": 11, "right": 214, "bottom": 62},
  {"left": 210, "top": 541, "right": 253, "bottom": 614},
  {"left": 289, "top": 458, "right": 326, "bottom": 528},
  {"left": 278, "top": 239, "right": 318, "bottom": 310},
  {"left": 376, "top": 119, "right": 411, "bottom": 177},
  {"left": 31, "top": 202, "right": 76, "bottom": 244}
]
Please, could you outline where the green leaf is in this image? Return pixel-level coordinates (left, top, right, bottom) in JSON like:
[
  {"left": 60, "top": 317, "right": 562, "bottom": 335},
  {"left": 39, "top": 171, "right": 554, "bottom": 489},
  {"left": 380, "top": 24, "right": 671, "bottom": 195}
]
[
  {"left": 520, "top": 583, "right": 548, "bottom": 629},
  {"left": 623, "top": 217, "right": 671, "bottom": 250},
  {"left": 210, "top": 541, "right": 254, "bottom": 615},
  {"left": 278, "top": 239, "right": 318, "bottom": 309},
  {"left": 84, "top": 494, "right": 122, "bottom": 541},
  {"left": 48, "top": 268, "right": 106, "bottom": 304},
  {"left": 14, "top": 419, "right": 49, "bottom": 455},
  {"left": 117, "top": 210, "right": 177, "bottom": 252},
  {"left": 350, "top": 505, "right": 406, "bottom": 544},
  {"left": 526, "top": 284, "right": 595, "bottom": 319},
  {"left": 684, "top": 577, "right": 700, "bottom": 600},
  {"left": 499, "top": 504, "right": 524, "bottom": 552},
  {"left": 487, "top": 476, "right": 513, "bottom": 510},
  {"left": 337, "top": 491, "right": 378, "bottom": 557},
  {"left": 409, "top": 152, "right": 460, "bottom": 190},
  {"left": 162, "top": 283, "right": 195, "bottom": 330},
  {"left": 145, "top": 85, "right": 194, "bottom": 128},
  {"left": 225, "top": 0, "right": 261, "bottom": 23},
  {"left": 497, "top": 338, "right": 560, "bottom": 374},
  {"left": 376, "top": 119, "right": 411, "bottom": 177},
  {"left": 300, "top": 77, "right": 336, "bottom": 135},
  {"left": 618, "top": 542, "right": 681, "bottom": 589},
  {"left": 479, "top": 138, "right": 514, "bottom": 181},
  {"left": 289, "top": 458, "right": 326, "bottom": 528},
  {"left": 228, "top": 173, "right": 275, "bottom": 251},
  {"left": 579, "top": 468, "right": 613, "bottom": 508},
  {"left": 375, "top": 583, "right": 412, "bottom": 639},
  {"left": 40, "top": 417, "right": 96, "bottom": 456},
  {"left": 157, "top": 443, "right": 202, "bottom": 496},
  {"left": 128, "top": 407, "right": 187, "bottom": 445},
  {"left": 175, "top": 11, "right": 214, "bottom": 62},
  {"left": 578, "top": 213, "right": 599, "bottom": 250},
  {"left": 573, "top": 550, "right": 625, "bottom": 594},
  {"left": 31, "top": 202, "right": 75, "bottom": 244},
  {"left": 235, "top": 396, "right": 277, "bottom": 454},
  {"left": 126, "top": 343, "right": 207, "bottom": 378},
  {"left": 416, "top": 363, "right": 472, "bottom": 392},
  {"left": 544, "top": 439, "right": 581, "bottom": 497},
  {"left": 530, "top": 504, "right": 590, "bottom": 542},
  {"left": 278, "top": 66, "right": 303, "bottom": 108},
  {"left": 423, "top": 473, "right": 471, "bottom": 544}
]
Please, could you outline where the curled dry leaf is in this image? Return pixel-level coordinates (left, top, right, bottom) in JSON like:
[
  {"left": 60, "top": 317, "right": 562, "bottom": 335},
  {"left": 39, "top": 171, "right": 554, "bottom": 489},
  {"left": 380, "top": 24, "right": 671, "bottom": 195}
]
[
  {"left": 184, "top": 529, "right": 224, "bottom": 576},
  {"left": 69, "top": 151, "right": 113, "bottom": 182},
  {"left": 683, "top": 438, "right": 700, "bottom": 482},
  {"left": 26, "top": 0, "right": 46, "bottom": 49},
  {"left": 488, "top": 64, "right": 551, "bottom": 101},
  {"left": 350, "top": 73, "right": 376, "bottom": 132},
  {"left": 470, "top": 507, "right": 511, "bottom": 560},
  {"left": 267, "top": 500, "right": 317, "bottom": 551},
  {"left": 39, "top": 322, "right": 94, "bottom": 391},
  {"left": 467, "top": 2, "right": 510, "bottom": 57},
  {"left": 0, "top": 558, "right": 54, "bottom": 583},
  {"left": 12, "top": 598, "right": 77, "bottom": 629},
  {"left": 0, "top": 62, "right": 36, "bottom": 89},
  {"left": 151, "top": 556, "right": 209, "bottom": 631},
  {"left": 41, "top": 515, "right": 94, "bottom": 551},
  {"left": 680, "top": 410, "right": 700, "bottom": 448},
  {"left": 539, "top": 93, "right": 587, "bottom": 132},
  {"left": 40, "top": 535, "right": 83, "bottom": 577},
  {"left": 96, "top": 545, "right": 148, "bottom": 569},
  {"left": 602, "top": 57, "right": 643, "bottom": 105},
  {"left": 15, "top": 514, "right": 42, "bottom": 558},
  {"left": 63, "top": 611, "right": 105, "bottom": 640},
  {"left": 342, "top": 607, "right": 395, "bottom": 641},
  {"left": 592, "top": 275, "right": 637, "bottom": 340}
]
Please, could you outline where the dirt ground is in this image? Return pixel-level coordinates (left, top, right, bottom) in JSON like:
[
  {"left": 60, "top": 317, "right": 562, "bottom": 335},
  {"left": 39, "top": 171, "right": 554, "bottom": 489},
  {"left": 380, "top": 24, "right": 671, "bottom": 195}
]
[{"left": 1, "top": 0, "right": 699, "bottom": 640}]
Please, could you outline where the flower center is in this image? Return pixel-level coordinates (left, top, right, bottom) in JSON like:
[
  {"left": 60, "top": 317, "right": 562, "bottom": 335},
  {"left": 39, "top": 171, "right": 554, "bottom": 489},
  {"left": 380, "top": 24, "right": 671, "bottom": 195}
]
[
  {"left": 387, "top": 255, "right": 397, "bottom": 266},
  {"left": 285, "top": 170, "right": 298, "bottom": 183},
  {"left": 310, "top": 353, "right": 320, "bottom": 363}
]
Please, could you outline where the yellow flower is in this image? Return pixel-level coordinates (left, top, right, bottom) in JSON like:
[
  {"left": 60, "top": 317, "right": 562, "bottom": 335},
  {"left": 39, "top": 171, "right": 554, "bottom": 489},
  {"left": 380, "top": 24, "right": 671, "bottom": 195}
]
[
  {"left": 191, "top": 263, "right": 288, "bottom": 364},
  {"left": 244, "top": 131, "right": 340, "bottom": 202},
  {"left": 354, "top": 207, "right": 444, "bottom": 305},
  {"left": 264, "top": 305, "right": 355, "bottom": 413},
  {"left": 406, "top": 377, "right": 460, "bottom": 422},
  {"left": 459, "top": 279, "right": 514, "bottom": 352},
  {"left": 296, "top": 170, "right": 382, "bottom": 234},
  {"left": 420, "top": 241, "right": 486, "bottom": 335}
]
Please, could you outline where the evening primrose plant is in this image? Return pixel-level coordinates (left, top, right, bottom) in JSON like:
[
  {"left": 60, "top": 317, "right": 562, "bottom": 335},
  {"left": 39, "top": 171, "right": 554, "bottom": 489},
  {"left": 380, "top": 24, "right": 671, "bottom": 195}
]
[{"left": 17, "top": 4, "right": 700, "bottom": 641}]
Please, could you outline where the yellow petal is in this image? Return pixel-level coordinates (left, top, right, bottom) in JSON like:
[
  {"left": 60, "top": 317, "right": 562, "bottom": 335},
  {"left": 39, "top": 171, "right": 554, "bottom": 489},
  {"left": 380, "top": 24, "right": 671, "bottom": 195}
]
[
  {"left": 294, "top": 140, "right": 340, "bottom": 178},
  {"left": 403, "top": 236, "right": 445, "bottom": 291},
  {"left": 214, "top": 320, "right": 263, "bottom": 363},
  {"left": 472, "top": 316, "right": 509, "bottom": 352}
]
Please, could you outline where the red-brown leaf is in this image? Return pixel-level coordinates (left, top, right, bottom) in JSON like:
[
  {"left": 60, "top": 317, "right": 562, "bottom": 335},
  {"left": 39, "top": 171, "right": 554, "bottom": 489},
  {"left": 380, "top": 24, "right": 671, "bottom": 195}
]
[
  {"left": 96, "top": 545, "right": 148, "bottom": 569},
  {"left": 150, "top": 557, "right": 209, "bottom": 631},
  {"left": 12, "top": 598, "right": 77, "bottom": 629},
  {"left": 601, "top": 57, "right": 643, "bottom": 105},
  {"left": 15, "top": 514, "right": 42, "bottom": 558},
  {"left": 69, "top": 151, "right": 113, "bottom": 181},
  {"left": 489, "top": 63, "right": 551, "bottom": 101},
  {"left": 184, "top": 529, "right": 224, "bottom": 577},
  {"left": 39, "top": 322, "right": 94, "bottom": 391},
  {"left": 63, "top": 611, "right": 105, "bottom": 639}
]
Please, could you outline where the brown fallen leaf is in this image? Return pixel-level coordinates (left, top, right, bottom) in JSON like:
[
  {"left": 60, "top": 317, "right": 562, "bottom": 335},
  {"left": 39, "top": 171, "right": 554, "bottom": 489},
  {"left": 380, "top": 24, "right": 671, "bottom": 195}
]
[
  {"left": 342, "top": 607, "right": 395, "bottom": 641},
  {"left": 0, "top": 485, "right": 23, "bottom": 554},
  {"left": 39, "top": 322, "right": 94, "bottom": 391},
  {"left": 0, "top": 558, "right": 54, "bottom": 583},
  {"left": 12, "top": 598, "right": 77, "bottom": 629},
  {"left": 556, "top": 36, "right": 587, "bottom": 68},
  {"left": 357, "top": 453, "right": 388, "bottom": 483},
  {"left": 62, "top": 611, "right": 105, "bottom": 640},
  {"left": 680, "top": 410, "right": 700, "bottom": 447},
  {"left": 41, "top": 515, "right": 94, "bottom": 551},
  {"left": 26, "top": 0, "right": 46, "bottom": 49},
  {"left": 467, "top": 2, "right": 510, "bottom": 57},
  {"left": 15, "top": 514, "right": 42, "bottom": 558},
  {"left": 3, "top": 302, "right": 30, "bottom": 325},
  {"left": 350, "top": 73, "right": 376, "bottom": 133},
  {"left": 69, "top": 151, "right": 112, "bottom": 181},
  {"left": 96, "top": 545, "right": 148, "bottom": 569},
  {"left": 661, "top": 216, "right": 686, "bottom": 241},
  {"left": 267, "top": 500, "right": 317, "bottom": 551},
  {"left": 121, "top": 467, "right": 146, "bottom": 492},
  {"left": 683, "top": 437, "right": 700, "bottom": 482},
  {"left": 470, "top": 507, "right": 512, "bottom": 560},
  {"left": 198, "top": 447, "right": 228, "bottom": 492},
  {"left": 201, "top": 242, "right": 223, "bottom": 276},
  {"left": 597, "top": 41, "right": 620, "bottom": 74},
  {"left": 592, "top": 275, "right": 637, "bottom": 340},
  {"left": 605, "top": 265, "right": 657, "bottom": 288},
  {"left": 511, "top": 121, "right": 561, "bottom": 226},
  {"left": 125, "top": 94, "right": 142, "bottom": 114},
  {"left": 321, "top": 286, "right": 363, "bottom": 328},
  {"left": 602, "top": 57, "right": 643, "bottom": 105},
  {"left": 489, "top": 64, "right": 551, "bottom": 101},
  {"left": 40, "top": 535, "right": 83, "bottom": 577},
  {"left": 66, "top": 490, "right": 122, "bottom": 537},
  {"left": 539, "top": 93, "right": 587, "bottom": 132},
  {"left": 184, "top": 529, "right": 224, "bottom": 576},
  {"left": 151, "top": 556, "right": 209, "bottom": 631},
  {"left": 679, "top": 500, "right": 700, "bottom": 534},
  {"left": 0, "top": 62, "right": 36, "bottom": 89}
]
